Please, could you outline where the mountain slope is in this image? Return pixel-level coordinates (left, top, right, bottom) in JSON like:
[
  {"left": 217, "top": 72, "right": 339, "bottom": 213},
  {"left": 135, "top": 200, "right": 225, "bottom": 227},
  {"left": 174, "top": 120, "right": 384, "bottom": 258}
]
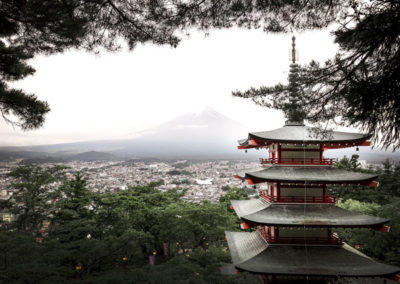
[
  {"left": 115, "top": 107, "right": 252, "bottom": 158},
  {"left": 0, "top": 108, "right": 254, "bottom": 160}
]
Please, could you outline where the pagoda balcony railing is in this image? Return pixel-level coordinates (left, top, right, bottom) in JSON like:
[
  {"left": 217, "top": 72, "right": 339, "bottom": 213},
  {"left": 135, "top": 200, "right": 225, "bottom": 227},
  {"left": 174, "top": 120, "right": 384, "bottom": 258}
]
[
  {"left": 260, "top": 158, "right": 334, "bottom": 166},
  {"left": 258, "top": 229, "right": 343, "bottom": 245},
  {"left": 260, "top": 192, "right": 336, "bottom": 204},
  {"left": 262, "top": 235, "right": 344, "bottom": 245}
]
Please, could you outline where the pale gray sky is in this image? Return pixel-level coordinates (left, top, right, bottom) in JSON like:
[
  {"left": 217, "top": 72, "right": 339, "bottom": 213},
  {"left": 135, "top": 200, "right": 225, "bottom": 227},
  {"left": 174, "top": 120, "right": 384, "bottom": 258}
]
[{"left": 1, "top": 27, "right": 339, "bottom": 146}]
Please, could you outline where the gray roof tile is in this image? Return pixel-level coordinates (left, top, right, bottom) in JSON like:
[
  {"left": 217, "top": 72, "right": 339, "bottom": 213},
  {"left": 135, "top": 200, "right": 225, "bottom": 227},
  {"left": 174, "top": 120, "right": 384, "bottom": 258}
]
[
  {"left": 237, "top": 167, "right": 377, "bottom": 183},
  {"left": 231, "top": 199, "right": 271, "bottom": 218},
  {"left": 235, "top": 202, "right": 389, "bottom": 227},
  {"left": 225, "top": 232, "right": 400, "bottom": 276},
  {"left": 240, "top": 125, "right": 370, "bottom": 144},
  {"left": 225, "top": 231, "right": 268, "bottom": 264}
]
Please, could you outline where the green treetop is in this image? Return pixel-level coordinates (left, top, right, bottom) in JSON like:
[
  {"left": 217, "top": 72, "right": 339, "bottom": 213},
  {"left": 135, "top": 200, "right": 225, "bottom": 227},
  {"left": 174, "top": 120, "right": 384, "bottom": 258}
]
[
  {"left": 234, "top": 36, "right": 306, "bottom": 125},
  {"left": 286, "top": 37, "right": 305, "bottom": 124}
]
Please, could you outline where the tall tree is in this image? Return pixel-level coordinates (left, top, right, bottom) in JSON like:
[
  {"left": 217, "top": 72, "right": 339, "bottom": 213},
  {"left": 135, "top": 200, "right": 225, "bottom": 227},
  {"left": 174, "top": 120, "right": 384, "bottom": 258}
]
[
  {"left": 233, "top": 0, "right": 400, "bottom": 149},
  {"left": 7, "top": 165, "right": 66, "bottom": 235}
]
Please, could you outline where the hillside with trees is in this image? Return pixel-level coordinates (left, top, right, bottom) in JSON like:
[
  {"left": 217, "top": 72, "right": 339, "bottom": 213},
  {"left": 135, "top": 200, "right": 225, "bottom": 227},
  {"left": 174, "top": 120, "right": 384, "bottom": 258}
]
[
  {"left": 0, "top": 165, "right": 255, "bottom": 283},
  {"left": 1, "top": 157, "right": 399, "bottom": 282}
]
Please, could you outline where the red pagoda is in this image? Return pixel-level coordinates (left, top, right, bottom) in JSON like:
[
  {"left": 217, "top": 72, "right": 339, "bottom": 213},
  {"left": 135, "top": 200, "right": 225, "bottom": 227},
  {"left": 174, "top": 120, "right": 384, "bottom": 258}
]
[{"left": 225, "top": 37, "right": 400, "bottom": 283}]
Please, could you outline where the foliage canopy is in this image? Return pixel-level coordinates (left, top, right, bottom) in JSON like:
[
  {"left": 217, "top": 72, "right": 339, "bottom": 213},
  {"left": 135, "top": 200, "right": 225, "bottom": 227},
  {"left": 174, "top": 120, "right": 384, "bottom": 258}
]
[
  {"left": 0, "top": 165, "right": 251, "bottom": 283},
  {"left": 332, "top": 155, "right": 400, "bottom": 266}
]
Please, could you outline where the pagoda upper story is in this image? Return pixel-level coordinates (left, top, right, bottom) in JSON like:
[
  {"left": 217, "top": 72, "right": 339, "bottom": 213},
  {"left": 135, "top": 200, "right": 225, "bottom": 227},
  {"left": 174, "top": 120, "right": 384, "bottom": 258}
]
[
  {"left": 237, "top": 37, "right": 371, "bottom": 168},
  {"left": 238, "top": 123, "right": 371, "bottom": 150}
]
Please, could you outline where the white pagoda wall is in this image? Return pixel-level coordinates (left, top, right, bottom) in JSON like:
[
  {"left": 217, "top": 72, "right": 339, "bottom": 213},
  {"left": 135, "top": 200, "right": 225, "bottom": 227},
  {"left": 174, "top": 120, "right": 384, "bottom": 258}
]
[
  {"left": 278, "top": 227, "right": 328, "bottom": 238},
  {"left": 280, "top": 150, "right": 320, "bottom": 160},
  {"left": 280, "top": 144, "right": 320, "bottom": 149},
  {"left": 280, "top": 187, "right": 323, "bottom": 197}
]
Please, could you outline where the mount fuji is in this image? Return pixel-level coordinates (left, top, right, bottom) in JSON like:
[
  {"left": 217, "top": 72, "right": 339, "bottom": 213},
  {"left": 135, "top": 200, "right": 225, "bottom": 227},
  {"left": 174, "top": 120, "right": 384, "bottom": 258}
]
[
  {"left": 114, "top": 107, "right": 252, "bottom": 159},
  {"left": 0, "top": 108, "right": 256, "bottom": 160}
]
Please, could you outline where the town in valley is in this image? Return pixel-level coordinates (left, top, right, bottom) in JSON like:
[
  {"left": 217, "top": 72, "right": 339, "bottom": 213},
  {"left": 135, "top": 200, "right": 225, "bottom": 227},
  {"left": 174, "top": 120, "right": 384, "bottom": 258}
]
[{"left": 0, "top": 159, "right": 260, "bottom": 203}]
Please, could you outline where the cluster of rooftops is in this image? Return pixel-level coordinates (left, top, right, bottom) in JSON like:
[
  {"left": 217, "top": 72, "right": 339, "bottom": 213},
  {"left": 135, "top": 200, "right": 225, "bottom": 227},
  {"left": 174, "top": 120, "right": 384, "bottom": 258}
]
[{"left": 224, "top": 122, "right": 400, "bottom": 281}]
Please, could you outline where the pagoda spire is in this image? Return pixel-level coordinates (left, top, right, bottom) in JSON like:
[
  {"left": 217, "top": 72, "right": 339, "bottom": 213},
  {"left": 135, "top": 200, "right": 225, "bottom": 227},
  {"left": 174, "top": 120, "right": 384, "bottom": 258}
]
[
  {"left": 285, "top": 36, "right": 305, "bottom": 125},
  {"left": 291, "top": 35, "right": 297, "bottom": 64}
]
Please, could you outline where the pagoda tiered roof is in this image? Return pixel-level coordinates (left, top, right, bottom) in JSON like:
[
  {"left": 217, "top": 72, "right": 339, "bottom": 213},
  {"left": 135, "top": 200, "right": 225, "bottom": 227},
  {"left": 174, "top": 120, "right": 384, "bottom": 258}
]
[
  {"left": 231, "top": 200, "right": 389, "bottom": 228},
  {"left": 238, "top": 123, "right": 370, "bottom": 148},
  {"left": 236, "top": 167, "right": 378, "bottom": 185},
  {"left": 225, "top": 231, "right": 400, "bottom": 277},
  {"left": 230, "top": 199, "right": 270, "bottom": 218}
]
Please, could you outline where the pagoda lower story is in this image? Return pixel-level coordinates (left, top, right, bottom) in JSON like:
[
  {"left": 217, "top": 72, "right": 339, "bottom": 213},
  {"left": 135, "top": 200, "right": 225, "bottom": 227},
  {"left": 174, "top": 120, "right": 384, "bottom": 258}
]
[{"left": 226, "top": 231, "right": 398, "bottom": 279}]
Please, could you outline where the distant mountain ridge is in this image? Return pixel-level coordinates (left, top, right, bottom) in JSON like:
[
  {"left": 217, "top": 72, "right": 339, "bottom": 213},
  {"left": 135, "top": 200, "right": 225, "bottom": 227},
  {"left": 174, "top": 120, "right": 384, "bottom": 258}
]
[
  {"left": 0, "top": 108, "right": 254, "bottom": 161},
  {"left": 72, "top": 151, "right": 116, "bottom": 161},
  {"left": 20, "top": 151, "right": 117, "bottom": 164},
  {"left": 112, "top": 107, "right": 251, "bottom": 158},
  {"left": 1, "top": 107, "right": 400, "bottom": 163},
  {"left": 131, "top": 107, "right": 246, "bottom": 139}
]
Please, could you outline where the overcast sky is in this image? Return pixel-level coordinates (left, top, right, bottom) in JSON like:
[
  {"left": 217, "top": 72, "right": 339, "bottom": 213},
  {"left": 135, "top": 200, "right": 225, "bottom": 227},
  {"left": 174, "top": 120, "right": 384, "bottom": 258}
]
[{"left": 1, "top": 27, "right": 339, "bottom": 146}]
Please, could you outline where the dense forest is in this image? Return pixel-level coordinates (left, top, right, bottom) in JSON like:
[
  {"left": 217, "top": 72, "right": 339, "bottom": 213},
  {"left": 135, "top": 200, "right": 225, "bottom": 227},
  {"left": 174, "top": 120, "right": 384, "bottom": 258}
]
[
  {"left": 0, "top": 155, "right": 399, "bottom": 283},
  {"left": 0, "top": 165, "right": 256, "bottom": 283},
  {"left": 332, "top": 155, "right": 400, "bottom": 266}
]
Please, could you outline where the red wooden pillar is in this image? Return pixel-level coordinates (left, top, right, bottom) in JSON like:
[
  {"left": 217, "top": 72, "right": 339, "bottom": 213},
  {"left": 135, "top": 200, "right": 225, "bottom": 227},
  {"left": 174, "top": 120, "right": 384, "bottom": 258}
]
[
  {"left": 277, "top": 144, "right": 281, "bottom": 163},
  {"left": 260, "top": 274, "right": 276, "bottom": 284},
  {"left": 276, "top": 183, "right": 280, "bottom": 201},
  {"left": 319, "top": 144, "right": 323, "bottom": 163}
]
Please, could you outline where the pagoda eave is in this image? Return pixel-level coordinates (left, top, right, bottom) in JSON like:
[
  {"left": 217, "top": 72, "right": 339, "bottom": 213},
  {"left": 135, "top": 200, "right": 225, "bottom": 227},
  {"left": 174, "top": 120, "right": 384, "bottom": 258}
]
[
  {"left": 238, "top": 140, "right": 370, "bottom": 151},
  {"left": 248, "top": 135, "right": 371, "bottom": 146},
  {"left": 236, "top": 167, "right": 378, "bottom": 185},
  {"left": 241, "top": 126, "right": 372, "bottom": 146},
  {"left": 233, "top": 202, "right": 390, "bottom": 228},
  {"left": 236, "top": 245, "right": 399, "bottom": 277},
  {"left": 225, "top": 231, "right": 400, "bottom": 278},
  {"left": 244, "top": 177, "right": 378, "bottom": 187},
  {"left": 241, "top": 217, "right": 389, "bottom": 228}
]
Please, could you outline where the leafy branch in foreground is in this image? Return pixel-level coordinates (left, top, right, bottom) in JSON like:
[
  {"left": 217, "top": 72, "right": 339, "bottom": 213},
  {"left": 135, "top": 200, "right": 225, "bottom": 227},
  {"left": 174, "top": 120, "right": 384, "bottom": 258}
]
[{"left": 1, "top": 0, "right": 341, "bottom": 129}]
